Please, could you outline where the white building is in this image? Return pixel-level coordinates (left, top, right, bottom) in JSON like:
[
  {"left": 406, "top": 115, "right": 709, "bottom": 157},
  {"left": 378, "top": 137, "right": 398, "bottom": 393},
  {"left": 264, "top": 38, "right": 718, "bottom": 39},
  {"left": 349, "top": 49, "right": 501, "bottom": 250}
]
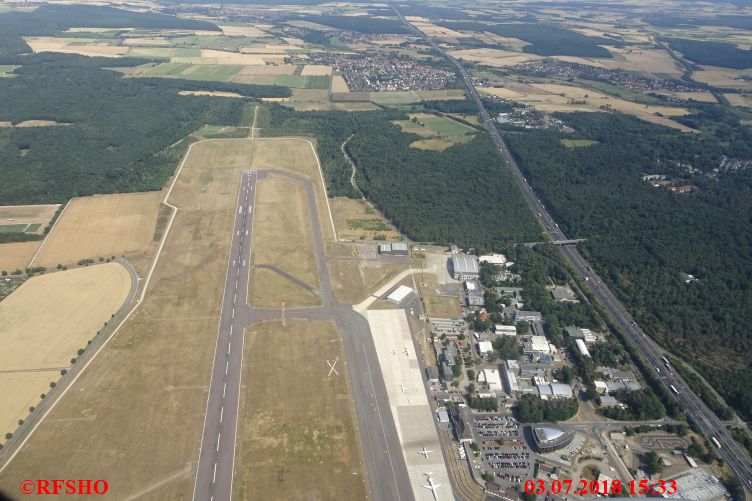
[
  {"left": 576, "top": 339, "right": 591, "bottom": 357},
  {"left": 387, "top": 285, "right": 415, "bottom": 306},
  {"left": 478, "top": 341, "right": 493, "bottom": 356},
  {"left": 523, "top": 335, "right": 551, "bottom": 355},
  {"left": 479, "top": 253, "right": 507, "bottom": 266},
  {"left": 478, "top": 369, "right": 503, "bottom": 392},
  {"left": 537, "top": 383, "right": 573, "bottom": 399}
]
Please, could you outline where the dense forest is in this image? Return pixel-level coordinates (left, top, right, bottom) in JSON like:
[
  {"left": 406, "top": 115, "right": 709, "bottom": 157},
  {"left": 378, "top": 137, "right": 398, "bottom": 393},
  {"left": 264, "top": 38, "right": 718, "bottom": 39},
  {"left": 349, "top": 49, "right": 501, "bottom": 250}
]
[
  {"left": 0, "top": 5, "right": 286, "bottom": 204},
  {"left": 435, "top": 21, "right": 619, "bottom": 57},
  {"left": 263, "top": 105, "right": 541, "bottom": 247},
  {"left": 298, "top": 14, "right": 410, "bottom": 34},
  {"left": 662, "top": 38, "right": 752, "bottom": 69},
  {"left": 503, "top": 111, "right": 752, "bottom": 421}
]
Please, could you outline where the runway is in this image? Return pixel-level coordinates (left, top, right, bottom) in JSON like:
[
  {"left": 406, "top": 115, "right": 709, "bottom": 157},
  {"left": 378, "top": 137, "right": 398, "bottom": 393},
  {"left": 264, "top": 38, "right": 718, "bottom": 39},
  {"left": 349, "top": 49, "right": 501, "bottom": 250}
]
[
  {"left": 193, "top": 170, "right": 256, "bottom": 501},
  {"left": 192, "top": 167, "right": 413, "bottom": 501}
]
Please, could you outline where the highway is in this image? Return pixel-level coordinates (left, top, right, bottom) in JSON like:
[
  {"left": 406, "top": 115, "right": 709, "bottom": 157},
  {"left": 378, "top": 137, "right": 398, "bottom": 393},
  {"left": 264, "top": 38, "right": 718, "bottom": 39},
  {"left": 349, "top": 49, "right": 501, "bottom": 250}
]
[
  {"left": 391, "top": 4, "right": 752, "bottom": 491},
  {"left": 193, "top": 171, "right": 257, "bottom": 501}
]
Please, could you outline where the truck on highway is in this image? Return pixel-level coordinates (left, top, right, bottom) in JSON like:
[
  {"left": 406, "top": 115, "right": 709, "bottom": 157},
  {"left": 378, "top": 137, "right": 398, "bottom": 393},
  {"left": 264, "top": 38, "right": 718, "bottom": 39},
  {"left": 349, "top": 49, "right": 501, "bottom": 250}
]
[
  {"left": 711, "top": 437, "right": 721, "bottom": 449},
  {"left": 670, "top": 384, "right": 679, "bottom": 394}
]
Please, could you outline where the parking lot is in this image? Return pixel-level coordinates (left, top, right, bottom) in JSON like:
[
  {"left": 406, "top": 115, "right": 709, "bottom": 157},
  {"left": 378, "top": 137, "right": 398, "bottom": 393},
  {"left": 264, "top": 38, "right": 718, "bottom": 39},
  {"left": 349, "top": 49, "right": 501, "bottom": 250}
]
[{"left": 469, "top": 413, "right": 536, "bottom": 488}]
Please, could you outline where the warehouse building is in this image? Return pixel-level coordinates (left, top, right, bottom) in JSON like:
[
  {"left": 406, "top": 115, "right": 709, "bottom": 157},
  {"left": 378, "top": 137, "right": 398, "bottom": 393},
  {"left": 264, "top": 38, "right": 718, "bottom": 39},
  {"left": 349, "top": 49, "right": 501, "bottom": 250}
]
[
  {"left": 386, "top": 285, "right": 416, "bottom": 306},
  {"left": 523, "top": 335, "right": 552, "bottom": 355},
  {"left": 515, "top": 310, "right": 542, "bottom": 322},
  {"left": 450, "top": 254, "right": 480, "bottom": 280},
  {"left": 478, "top": 369, "right": 503, "bottom": 392},
  {"left": 537, "top": 383, "right": 573, "bottom": 399},
  {"left": 378, "top": 242, "right": 409, "bottom": 256},
  {"left": 494, "top": 324, "right": 517, "bottom": 336},
  {"left": 428, "top": 317, "right": 466, "bottom": 336},
  {"left": 665, "top": 471, "right": 729, "bottom": 501}
]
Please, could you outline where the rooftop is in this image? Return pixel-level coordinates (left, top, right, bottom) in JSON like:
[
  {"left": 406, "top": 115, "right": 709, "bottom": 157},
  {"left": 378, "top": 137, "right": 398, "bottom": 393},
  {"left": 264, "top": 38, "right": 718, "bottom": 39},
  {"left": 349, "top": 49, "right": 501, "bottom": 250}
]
[{"left": 451, "top": 254, "right": 479, "bottom": 275}]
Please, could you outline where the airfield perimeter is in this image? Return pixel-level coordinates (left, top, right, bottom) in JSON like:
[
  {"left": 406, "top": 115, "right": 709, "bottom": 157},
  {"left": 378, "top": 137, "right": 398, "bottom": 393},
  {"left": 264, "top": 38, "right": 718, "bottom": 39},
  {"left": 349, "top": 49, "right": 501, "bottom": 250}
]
[{"left": 0, "top": 115, "right": 414, "bottom": 500}]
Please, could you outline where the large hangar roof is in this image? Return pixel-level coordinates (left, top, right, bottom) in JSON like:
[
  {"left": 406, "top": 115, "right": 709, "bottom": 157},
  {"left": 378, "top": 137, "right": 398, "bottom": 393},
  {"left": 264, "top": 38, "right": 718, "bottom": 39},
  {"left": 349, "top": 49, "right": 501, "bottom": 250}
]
[{"left": 451, "top": 255, "right": 479, "bottom": 274}]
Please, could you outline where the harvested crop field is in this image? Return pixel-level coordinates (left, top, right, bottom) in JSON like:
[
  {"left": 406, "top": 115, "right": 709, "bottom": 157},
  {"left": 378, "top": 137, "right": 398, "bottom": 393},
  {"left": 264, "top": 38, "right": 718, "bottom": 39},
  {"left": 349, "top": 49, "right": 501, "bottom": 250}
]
[
  {"left": 0, "top": 139, "right": 254, "bottom": 498},
  {"left": 0, "top": 263, "right": 132, "bottom": 441},
  {"left": 234, "top": 318, "right": 368, "bottom": 501},
  {"left": 448, "top": 48, "right": 541, "bottom": 67},
  {"left": 32, "top": 191, "right": 163, "bottom": 270},
  {"left": 301, "top": 64, "right": 332, "bottom": 76},
  {"left": 331, "top": 74, "right": 350, "bottom": 92},
  {"left": 724, "top": 93, "right": 752, "bottom": 107},
  {"left": 692, "top": 66, "right": 752, "bottom": 90},
  {"left": 0, "top": 242, "right": 41, "bottom": 273},
  {"left": 219, "top": 24, "right": 267, "bottom": 37}
]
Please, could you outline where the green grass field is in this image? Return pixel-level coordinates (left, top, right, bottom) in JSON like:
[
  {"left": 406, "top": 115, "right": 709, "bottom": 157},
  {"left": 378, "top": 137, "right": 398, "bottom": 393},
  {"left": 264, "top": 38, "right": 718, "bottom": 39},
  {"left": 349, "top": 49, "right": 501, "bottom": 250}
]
[
  {"left": 394, "top": 113, "right": 476, "bottom": 151},
  {"left": 0, "top": 224, "right": 29, "bottom": 234},
  {"left": 0, "top": 65, "right": 19, "bottom": 74},
  {"left": 141, "top": 62, "right": 243, "bottom": 82},
  {"left": 561, "top": 138, "right": 599, "bottom": 148},
  {"left": 275, "top": 75, "right": 330, "bottom": 89}
]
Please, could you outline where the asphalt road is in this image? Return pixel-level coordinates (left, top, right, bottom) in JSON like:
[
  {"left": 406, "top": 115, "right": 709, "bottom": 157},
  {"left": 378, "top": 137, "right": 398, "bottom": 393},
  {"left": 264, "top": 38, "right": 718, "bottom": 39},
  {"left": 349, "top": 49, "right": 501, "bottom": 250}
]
[
  {"left": 391, "top": 4, "right": 752, "bottom": 491},
  {"left": 193, "top": 171, "right": 257, "bottom": 501},
  {"left": 193, "top": 168, "right": 414, "bottom": 501}
]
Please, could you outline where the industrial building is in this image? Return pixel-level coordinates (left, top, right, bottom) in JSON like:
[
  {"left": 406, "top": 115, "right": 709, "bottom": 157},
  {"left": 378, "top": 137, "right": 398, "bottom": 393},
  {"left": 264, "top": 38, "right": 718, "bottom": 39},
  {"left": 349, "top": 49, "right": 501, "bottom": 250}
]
[
  {"left": 450, "top": 254, "right": 480, "bottom": 280},
  {"left": 479, "top": 253, "right": 507, "bottom": 266},
  {"left": 551, "top": 286, "right": 578, "bottom": 302},
  {"left": 536, "top": 383, "right": 573, "bottom": 399},
  {"left": 428, "top": 317, "right": 466, "bottom": 336},
  {"left": 503, "top": 367, "right": 520, "bottom": 395},
  {"left": 378, "top": 242, "right": 409, "bottom": 256},
  {"left": 478, "top": 369, "right": 503, "bottom": 392},
  {"left": 598, "top": 395, "right": 618, "bottom": 407},
  {"left": 386, "top": 285, "right": 416, "bottom": 306},
  {"left": 494, "top": 324, "right": 517, "bottom": 336},
  {"left": 523, "top": 335, "right": 551, "bottom": 355},
  {"left": 425, "top": 366, "right": 439, "bottom": 383},
  {"left": 526, "top": 425, "right": 574, "bottom": 453},
  {"left": 664, "top": 471, "right": 729, "bottom": 501},
  {"left": 464, "top": 279, "right": 484, "bottom": 306},
  {"left": 515, "top": 310, "right": 542, "bottom": 323}
]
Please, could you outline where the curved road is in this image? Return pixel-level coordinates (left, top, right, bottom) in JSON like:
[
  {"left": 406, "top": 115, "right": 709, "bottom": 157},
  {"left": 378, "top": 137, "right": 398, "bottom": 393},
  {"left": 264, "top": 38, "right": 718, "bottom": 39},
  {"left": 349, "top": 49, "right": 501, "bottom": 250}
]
[{"left": 391, "top": 3, "right": 752, "bottom": 491}]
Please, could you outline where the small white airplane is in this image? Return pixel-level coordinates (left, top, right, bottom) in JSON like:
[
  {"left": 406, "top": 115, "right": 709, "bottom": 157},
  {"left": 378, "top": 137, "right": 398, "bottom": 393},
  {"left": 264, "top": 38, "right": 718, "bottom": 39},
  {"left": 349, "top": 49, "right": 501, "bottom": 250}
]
[
  {"left": 422, "top": 472, "right": 441, "bottom": 500},
  {"left": 418, "top": 446, "right": 434, "bottom": 459}
]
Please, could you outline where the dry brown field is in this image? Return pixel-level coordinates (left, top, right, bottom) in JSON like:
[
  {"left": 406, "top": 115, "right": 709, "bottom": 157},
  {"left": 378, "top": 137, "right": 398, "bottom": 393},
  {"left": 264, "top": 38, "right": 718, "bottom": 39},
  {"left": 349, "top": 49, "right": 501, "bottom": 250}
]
[
  {"left": 0, "top": 120, "right": 69, "bottom": 127},
  {"left": 0, "top": 263, "right": 131, "bottom": 441},
  {"left": 24, "top": 37, "right": 128, "bottom": 57},
  {"left": 234, "top": 318, "right": 368, "bottom": 500},
  {"left": 328, "top": 260, "right": 367, "bottom": 304},
  {"left": 724, "top": 93, "right": 752, "bottom": 107},
  {"left": 301, "top": 64, "right": 332, "bottom": 76},
  {"left": 0, "top": 139, "right": 253, "bottom": 499},
  {"left": 331, "top": 74, "right": 350, "bottom": 92},
  {"left": 554, "top": 46, "right": 683, "bottom": 77},
  {"left": 448, "top": 48, "right": 542, "bottom": 67},
  {"left": 0, "top": 242, "right": 42, "bottom": 272},
  {"left": 32, "top": 191, "right": 163, "bottom": 269},
  {"left": 330, "top": 197, "right": 401, "bottom": 241},
  {"left": 248, "top": 173, "right": 319, "bottom": 302}
]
